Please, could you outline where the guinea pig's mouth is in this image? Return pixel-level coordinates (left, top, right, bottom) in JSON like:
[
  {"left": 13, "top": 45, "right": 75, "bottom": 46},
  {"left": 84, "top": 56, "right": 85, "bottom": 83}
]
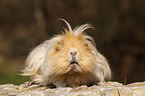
[
  {"left": 70, "top": 59, "right": 78, "bottom": 66},
  {"left": 70, "top": 58, "right": 81, "bottom": 72}
]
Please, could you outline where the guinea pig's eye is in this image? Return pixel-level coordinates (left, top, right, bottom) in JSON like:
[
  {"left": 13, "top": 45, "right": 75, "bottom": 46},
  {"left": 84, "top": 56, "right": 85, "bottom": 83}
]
[
  {"left": 55, "top": 41, "right": 64, "bottom": 52},
  {"left": 55, "top": 47, "right": 60, "bottom": 51},
  {"left": 55, "top": 45, "right": 61, "bottom": 52},
  {"left": 84, "top": 43, "right": 89, "bottom": 47}
]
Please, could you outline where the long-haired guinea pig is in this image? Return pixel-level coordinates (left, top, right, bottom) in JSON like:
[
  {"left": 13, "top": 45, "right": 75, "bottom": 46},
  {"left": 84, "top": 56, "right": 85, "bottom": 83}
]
[{"left": 21, "top": 19, "right": 111, "bottom": 88}]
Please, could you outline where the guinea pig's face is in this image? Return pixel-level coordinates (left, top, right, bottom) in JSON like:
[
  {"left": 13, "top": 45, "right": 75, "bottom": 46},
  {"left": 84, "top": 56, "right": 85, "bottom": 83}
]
[{"left": 49, "top": 34, "right": 96, "bottom": 75}]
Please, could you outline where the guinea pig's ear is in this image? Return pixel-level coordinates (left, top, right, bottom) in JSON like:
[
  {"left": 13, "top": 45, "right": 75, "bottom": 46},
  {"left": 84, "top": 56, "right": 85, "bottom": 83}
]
[{"left": 57, "top": 40, "right": 64, "bottom": 46}]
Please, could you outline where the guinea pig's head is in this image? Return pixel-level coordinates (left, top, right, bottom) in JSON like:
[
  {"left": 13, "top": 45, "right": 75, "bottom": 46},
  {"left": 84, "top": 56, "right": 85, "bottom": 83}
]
[{"left": 44, "top": 20, "right": 98, "bottom": 75}]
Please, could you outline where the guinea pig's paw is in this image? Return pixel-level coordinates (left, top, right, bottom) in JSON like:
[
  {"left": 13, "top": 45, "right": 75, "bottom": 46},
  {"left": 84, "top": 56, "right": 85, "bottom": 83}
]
[{"left": 25, "top": 81, "right": 39, "bottom": 87}]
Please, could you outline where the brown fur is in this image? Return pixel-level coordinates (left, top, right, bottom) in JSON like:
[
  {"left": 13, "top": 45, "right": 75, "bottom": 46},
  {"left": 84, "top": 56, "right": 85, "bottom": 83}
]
[{"left": 21, "top": 19, "right": 111, "bottom": 88}]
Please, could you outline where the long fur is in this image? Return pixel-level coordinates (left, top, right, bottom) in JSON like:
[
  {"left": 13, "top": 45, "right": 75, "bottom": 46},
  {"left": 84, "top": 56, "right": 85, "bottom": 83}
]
[{"left": 21, "top": 19, "right": 111, "bottom": 88}]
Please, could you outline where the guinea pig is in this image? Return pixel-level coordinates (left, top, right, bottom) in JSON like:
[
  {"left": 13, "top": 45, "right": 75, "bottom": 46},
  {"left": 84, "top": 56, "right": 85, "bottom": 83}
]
[{"left": 21, "top": 19, "right": 111, "bottom": 88}]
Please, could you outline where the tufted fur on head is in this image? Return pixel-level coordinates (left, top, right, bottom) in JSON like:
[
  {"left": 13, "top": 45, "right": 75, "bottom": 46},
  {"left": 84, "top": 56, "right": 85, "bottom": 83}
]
[{"left": 21, "top": 19, "right": 111, "bottom": 88}]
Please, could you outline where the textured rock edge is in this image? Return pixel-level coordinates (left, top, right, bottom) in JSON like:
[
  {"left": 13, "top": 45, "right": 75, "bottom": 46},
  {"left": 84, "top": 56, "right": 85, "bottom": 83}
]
[{"left": 0, "top": 81, "right": 145, "bottom": 96}]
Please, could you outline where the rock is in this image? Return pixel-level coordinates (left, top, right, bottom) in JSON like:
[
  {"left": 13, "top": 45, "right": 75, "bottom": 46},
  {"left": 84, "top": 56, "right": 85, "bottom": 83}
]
[{"left": 0, "top": 81, "right": 145, "bottom": 96}]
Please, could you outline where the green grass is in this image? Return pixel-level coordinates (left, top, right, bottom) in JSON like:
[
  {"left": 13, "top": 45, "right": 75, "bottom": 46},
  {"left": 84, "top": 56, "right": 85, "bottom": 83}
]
[
  {"left": 0, "top": 59, "right": 30, "bottom": 85},
  {"left": 0, "top": 72, "right": 30, "bottom": 85},
  {"left": 123, "top": 78, "right": 127, "bottom": 85},
  {"left": 117, "top": 89, "right": 121, "bottom": 96}
]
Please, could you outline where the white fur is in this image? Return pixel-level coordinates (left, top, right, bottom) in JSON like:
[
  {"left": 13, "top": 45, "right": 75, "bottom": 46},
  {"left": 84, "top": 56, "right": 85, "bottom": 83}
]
[{"left": 21, "top": 19, "right": 111, "bottom": 87}]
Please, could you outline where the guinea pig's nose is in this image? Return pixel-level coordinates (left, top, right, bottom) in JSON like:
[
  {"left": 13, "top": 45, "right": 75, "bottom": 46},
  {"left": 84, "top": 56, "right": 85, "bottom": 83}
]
[{"left": 70, "top": 51, "right": 77, "bottom": 56}]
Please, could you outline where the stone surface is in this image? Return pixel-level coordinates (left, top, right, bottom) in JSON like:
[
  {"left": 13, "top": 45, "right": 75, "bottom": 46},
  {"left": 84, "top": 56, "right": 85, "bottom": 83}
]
[{"left": 0, "top": 81, "right": 145, "bottom": 96}]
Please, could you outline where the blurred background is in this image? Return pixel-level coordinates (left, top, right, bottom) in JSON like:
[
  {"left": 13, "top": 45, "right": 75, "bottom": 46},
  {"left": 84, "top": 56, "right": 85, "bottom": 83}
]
[{"left": 0, "top": 0, "right": 145, "bottom": 85}]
